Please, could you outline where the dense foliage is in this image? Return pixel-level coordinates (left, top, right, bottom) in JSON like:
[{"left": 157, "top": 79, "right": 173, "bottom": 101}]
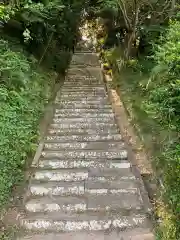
[
  {"left": 0, "top": 0, "right": 85, "bottom": 208},
  {"left": 88, "top": 0, "right": 177, "bottom": 58},
  {"left": 0, "top": 39, "right": 53, "bottom": 206},
  {"left": 146, "top": 21, "right": 180, "bottom": 239},
  {"left": 1, "top": 0, "right": 85, "bottom": 71}
]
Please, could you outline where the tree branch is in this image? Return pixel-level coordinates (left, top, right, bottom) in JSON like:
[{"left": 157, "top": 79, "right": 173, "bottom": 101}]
[{"left": 118, "top": 0, "right": 132, "bottom": 30}]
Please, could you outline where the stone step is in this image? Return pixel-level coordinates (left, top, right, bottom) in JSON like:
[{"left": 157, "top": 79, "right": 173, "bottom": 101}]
[
  {"left": 70, "top": 65, "right": 99, "bottom": 69},
  {"left": 65, "top": 79, "right": 102, "bottom": 84},
  {"left": 66, "top": 77, "right": 100, "bottom": 82},
  {"left": 33, "top": 173, "right": 136, "bottom": 190},
  {"left": 56, "top": 100, "right": 109, "bottom": 105},
  {"left": 57, "top": 90, "right": 107, "bottom": 96},
  {"left": 61, "top": 86, "right": 105, "bottom": 90},
  {"left": 25, "top": 189, "right": 142, "bottom": 214},
  {"left": 50, "top": 123, "right": 117, "bottom": 130},
  {"left": 55, "top": 101, "right": 111, "bottom": 108},
  {"left": 54, "top": 112, "right": 114, "bottom": 119},
  {"left": 56, "top": 95, "right": 107, "bottom": 101},
  {"left": 71, "top": 53, "right": 99, "bottom": 67},
  {"left": 45, "top": 134, "right": 122, "bottom": 142},
  {"left": 28, "top": 179, "right": 138, "bottom": 197},
  {"left": 65, "top": 78, "right": 102, "bottom": 84},
  {"left": 41, "top": 149, "right": 128, "bottom": 160},
  {"left": 87, "top": 194, "right": 143, "bottom": 212},
  {"left": 63, "top": 82, "right": 102, "bottom": 86},
  {"left": 32, "top": 169, "right": 89, "bottom": 182},
  {"left": 55, "top": 108, "right": 113, "bottom": 114},
  {"left": 56, "top": 96, "right": 108, "bottom": 102},
  {"left": 20, "top": 212, "right": 149, "bottom": 232},
  {"left": 55, "top": 104, "right": 111, "bottom": 110},
  {"left": 35, "top": 159, "right": 130, "bottom": 170},
  {"left": 52, "top": 117, "right": 114, "bottom": 125},
  {"left": 17, "top": 229, "right": 155, "bottom": 240},
  {"left": 88, "top": 172, "right": 136, "bottom": 180},
  {"left": 67, "top": 66, "right": 101, "bottom": 75},
  {"left": 48, "top": 128, "right": 119, "bottom": 136},
  {"left": 44, "top": 142, "right": 124, "bottom": 151},
  {"left": 62, "top": 85, "right": 103, "bottom": 90},
  {"left": 29, "top": 181, "right": 85, "bottom": 197},
  {"left": 60, "top": 89, "right": 106, "bottom": 95},
  {"left": 66, "top": 75, "right": 99, "bottom": 79},
  {"left": 32, "top": 168, "right": 134, "bottom": 182},
  {"left": 86, "top": 179, "right": 139, "bottom": 194},
  {"left": 63, "top": 82, "right": 102, "bottom": 88},
  {"left": 25, "top": 196, "right": 86, "bottom": 213}
]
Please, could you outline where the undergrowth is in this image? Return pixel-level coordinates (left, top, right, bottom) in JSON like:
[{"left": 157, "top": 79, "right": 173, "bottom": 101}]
[
  {"left": 102, "top": 21, "right": 180, "bottom": 239},
  {"left": 0, "top": 39, "right": 54, "bottom": 208}
]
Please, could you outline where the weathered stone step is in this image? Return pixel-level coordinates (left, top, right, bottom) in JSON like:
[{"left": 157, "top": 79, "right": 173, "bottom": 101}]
[
  {"left": 66, "top": 77, "right": 100, "bottom": 82},
  {"left": 59, "top": 89, "right": 105, "bottom": 94},
  {"left": 44, "top": 142, "right": 124, "bottom": 150},
  {"left": 58, "top": 93, "right": 107, "bottom": 99},
  {"left": 58, "top": 85, "right": 105, "bottom": 91},
  {"left": 50, "top": 123, "right": 117, "bottom": 130},
  {"left": 52, "top": 117, "right": 114, "bottom": 125},
  {"left": 41, "top": 149, "right": 128, "bottom": 160},
  {"left": 87, "top": 194, "right": 143, "bottom": 212},
  {"left": 20, "top": 213, "right": 149, "bottom": 232},
  {"left": 25, "top": 189, "right": 142, "bottom": 214},
  {"left": 29, "top": 181, "right": 85, "bottom": 197},
  {"left": 17, "top": 229, "right": 155, "bottom": 240},
  {"left": 45, "top": 134, "right": 122, "bottom": 142},
  {"left": 55, "top": 104, "right": 111, "bottom": 110},
  {"left": 70, "top": 65, "right": 99, "bottom": 69},
  {"left": 48, "top": 128, "right": 119, "bottom": 136},
  {"left": 28, "top": 179, "right": 138, "bottom": 197},
  {"left": 62, "top": 85, "right": 103, "bottom": 90},
  {"left": 66, "top": 75, "right": 99, "bottom": 79},
  {"left": 56, "top": 99, "right": 109, "bottom": 105},
  {"left": 60, "top": 89, "right": 106, "bottom": 94},
  {"left": 54, "top": 112, "right": 114, "bottom": 119},
  {"left": 35, "top": 159, "right": 130, "bottom": 170},
  {"left": 71, "top": 53, "right": 99, "bottom": 67},
  {"left": 65, "top": 78, "right": 101, "bottom": 84},
  {"left": 32, "top": 169, "right": 88, "bottom": 182},
  {"left": 65, "top": 80, "right": 102, "bottom": 85},
  {"left": 55, "top": 108, "right": 113, "bottom": 114},
  {"left": 56, "top": 96, "right": 107, "bottom": 102},
  {"left": 55, "top": 103, "right": 111, "bottom": 109},
  {"left": 61, "top": 86, "right": 103, "bottom": 91},
  {"left": 55, "top": 99, "right": 110, "bottom": 106},
  {"left": 67, "top": 66, "right": 101, "bottom": 75},
  {"left": 63, "top": 83, "right": 103, "bottom": 88},
  {"left": 63, "top": 82, "right": 102, "bottom": 87},
  {"left": 86, "top": 179, "right": 139, "bottom": 194},
  {"left": 32, "top": 167, "right": 134, "bottom": 182},
  {"left": 57, "top": 97, "right": 108, "bottom": 102},
  {"left": 25, "top": 196, "right": 86, "bottom": 213},
  {"left": 88, "top": 175, "right": 136, "bottom": 182}
]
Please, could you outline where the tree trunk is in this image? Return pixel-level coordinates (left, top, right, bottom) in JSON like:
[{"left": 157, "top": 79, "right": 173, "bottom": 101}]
[
  {"left": 170, "top": 0, "right": 176, "bottom": 17},
  {"left": 124, "top": 3, "right": 139, "bottom": 59},
  {"left": 39, "top": 32, "right": 54, "bottom": 65}
]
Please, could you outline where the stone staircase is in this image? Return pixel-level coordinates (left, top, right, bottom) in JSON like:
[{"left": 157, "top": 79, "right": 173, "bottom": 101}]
[{"left": 17, "top": 52, "right": 154, "bottom": 239}]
